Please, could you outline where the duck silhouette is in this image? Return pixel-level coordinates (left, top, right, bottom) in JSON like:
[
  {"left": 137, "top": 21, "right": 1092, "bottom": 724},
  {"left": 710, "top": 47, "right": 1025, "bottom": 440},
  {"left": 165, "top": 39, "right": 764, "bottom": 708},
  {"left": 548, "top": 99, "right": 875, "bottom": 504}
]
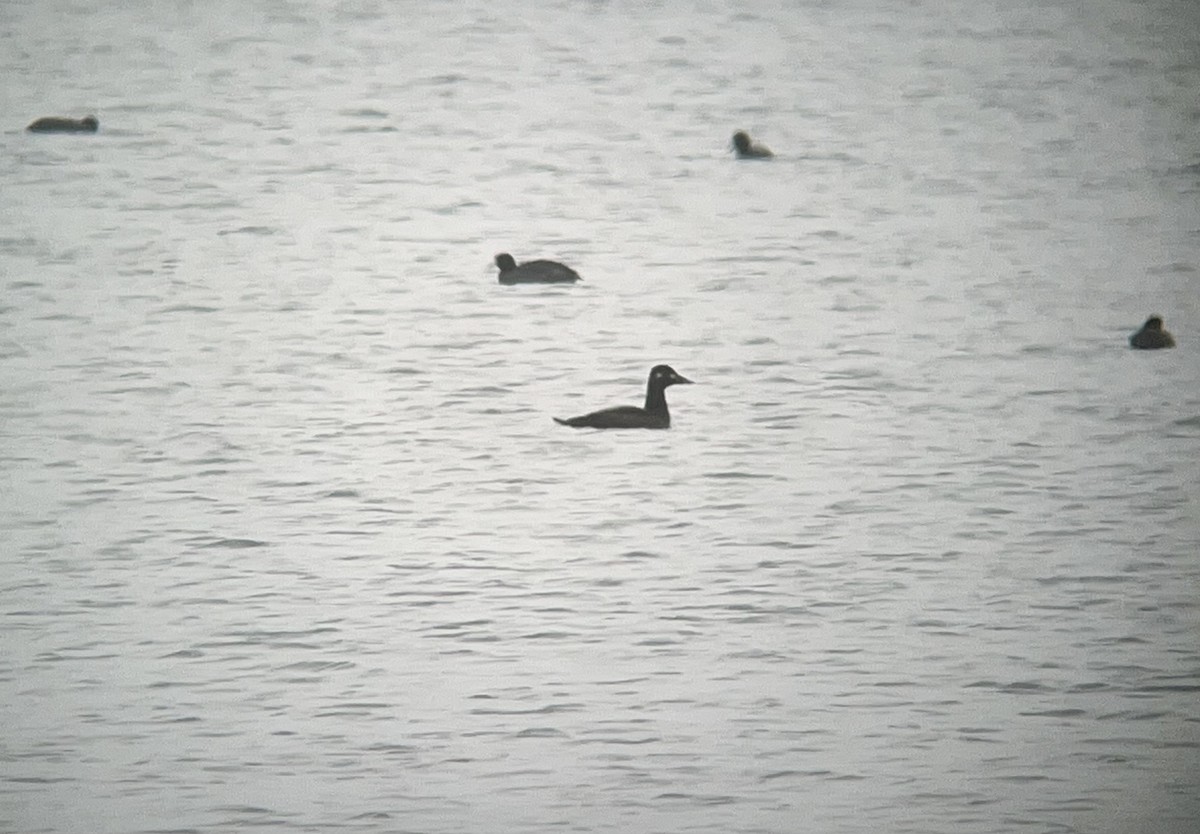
[
  {"left": 731, "top": 130, "right": 773, "bottom": 159},
  {"left": 1129, "top": 315, "right": 1176, "bottom": 349},
  {"left": 27, "top": 115, "right": 98, "bottom": 134},
  {"left": 495, "top": 253, "right": 581, "bottom": 285},
  {"left": 554, "top": 365, "right": 693, "bottom": 429}
]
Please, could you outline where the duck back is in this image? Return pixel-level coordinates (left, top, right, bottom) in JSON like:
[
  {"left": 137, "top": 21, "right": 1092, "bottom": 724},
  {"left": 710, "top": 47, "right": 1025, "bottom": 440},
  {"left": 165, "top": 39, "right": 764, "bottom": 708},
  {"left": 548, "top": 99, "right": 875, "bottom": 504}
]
[
  {"left": 27, "top": 115, "right": 98, "bottom": 133},
  {"left": 554, "top": 405, "right": 670, "bottom": 430}
]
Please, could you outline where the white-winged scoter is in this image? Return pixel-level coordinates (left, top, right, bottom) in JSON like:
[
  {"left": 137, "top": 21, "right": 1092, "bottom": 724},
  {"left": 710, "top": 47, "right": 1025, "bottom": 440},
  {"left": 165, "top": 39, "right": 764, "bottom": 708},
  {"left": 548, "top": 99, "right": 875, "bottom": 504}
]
[
  {"left": 27, "top": 115, "right": 99, "bottom": 134},
  {"left": 495, "top": 253, "right": 582, "bottom": 285},
  {"left": 731, "top": 130, "right": 773, "bottom": 159},
  {"left": 1129, "top": 315, "right": 1176, "bottom": 349},
  {"left": 554, "top": 365, "right": 693, "bottom": 429}
]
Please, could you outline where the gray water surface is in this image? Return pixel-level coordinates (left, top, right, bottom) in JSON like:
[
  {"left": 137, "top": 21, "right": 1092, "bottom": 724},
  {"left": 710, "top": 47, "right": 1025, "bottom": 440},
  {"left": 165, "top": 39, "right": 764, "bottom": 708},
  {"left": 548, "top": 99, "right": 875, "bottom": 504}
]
[{"left": 2, "top": 1, "right": 1199, "bottom": 833}]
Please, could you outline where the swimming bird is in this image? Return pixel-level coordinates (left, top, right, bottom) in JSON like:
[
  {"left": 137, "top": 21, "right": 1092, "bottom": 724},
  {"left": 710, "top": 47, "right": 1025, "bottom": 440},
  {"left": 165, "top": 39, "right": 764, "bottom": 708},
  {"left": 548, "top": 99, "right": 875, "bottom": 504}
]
[
  {"left": 731, "top": 130, "right": 773, "bottom": 159},
  {"left": 26, "top": 115, "right": 99, "bottom": 134},
  {"left": 495, "top": 253, "right": 582, "bottom": 285},
  {"left": 554, "top": 365, "right": 693, "bottom": 429},
  {"left": 1129, "top": 315, "right": 1176, "bottom": 349}
]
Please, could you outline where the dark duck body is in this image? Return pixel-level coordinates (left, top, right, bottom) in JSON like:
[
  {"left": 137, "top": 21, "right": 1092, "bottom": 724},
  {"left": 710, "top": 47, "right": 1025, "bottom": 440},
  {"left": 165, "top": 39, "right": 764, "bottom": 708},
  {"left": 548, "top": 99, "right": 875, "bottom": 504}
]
[
  {"left": 731, "top": 130, "right": 773, "bottom": 159},
  {"left": 554, "top": 365, "right": 693, "bottom": 429},
  {"left": 495, "top": 252, "right": 581, "bottom": 285},
  {"left": 1130, "top": 315, "right": 1175, "bottom": 349},
  {"left": 27, "top": 115, "right": 99, "bottom": 134}
]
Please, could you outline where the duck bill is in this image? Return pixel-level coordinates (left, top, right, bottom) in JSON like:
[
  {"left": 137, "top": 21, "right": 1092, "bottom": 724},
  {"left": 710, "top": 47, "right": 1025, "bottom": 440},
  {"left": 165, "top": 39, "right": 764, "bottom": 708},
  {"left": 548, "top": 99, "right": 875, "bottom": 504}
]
[{"left": 675, "top": 374, "right": 694, "bottom": 385}]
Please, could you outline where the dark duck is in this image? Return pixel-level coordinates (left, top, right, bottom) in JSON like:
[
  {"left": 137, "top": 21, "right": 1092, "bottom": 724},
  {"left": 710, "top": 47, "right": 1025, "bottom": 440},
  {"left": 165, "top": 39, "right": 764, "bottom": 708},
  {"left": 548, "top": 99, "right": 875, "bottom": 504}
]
[
  {"left": 554, "top": 365, "right": 693, "bottom": 429},
  {"left": 1129, "top": 315, "right": 1176, "bottom": 349},
  {"left": 495, "top": 253, "right": 581, "bottom": 285},
  {"left": 731, "top": 130, "right": 773, "bottom": 159},
  {"left": 27, "top": 115, "right": 99, "bottom": 134}
]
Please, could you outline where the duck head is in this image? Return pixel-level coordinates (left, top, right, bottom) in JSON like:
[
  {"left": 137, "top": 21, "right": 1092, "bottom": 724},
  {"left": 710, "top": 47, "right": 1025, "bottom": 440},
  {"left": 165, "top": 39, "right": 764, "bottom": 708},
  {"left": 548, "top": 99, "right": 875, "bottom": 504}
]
[{"left": 650, "top": 365, "right": 693, "bottom": 387}]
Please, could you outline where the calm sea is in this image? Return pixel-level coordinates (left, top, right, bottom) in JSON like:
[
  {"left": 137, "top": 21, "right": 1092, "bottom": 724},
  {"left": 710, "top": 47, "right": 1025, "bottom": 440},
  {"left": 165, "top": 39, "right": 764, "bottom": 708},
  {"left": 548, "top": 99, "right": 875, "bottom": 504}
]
[{"left": 2, "top": 1, "right": 1199, "bottom": 832}]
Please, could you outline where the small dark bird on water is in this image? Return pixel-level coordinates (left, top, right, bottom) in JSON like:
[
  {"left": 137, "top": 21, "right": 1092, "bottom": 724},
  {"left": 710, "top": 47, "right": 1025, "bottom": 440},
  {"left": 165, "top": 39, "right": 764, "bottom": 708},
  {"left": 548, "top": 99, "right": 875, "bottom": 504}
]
[
  {"left": 554, "top": 365, "right": 693, "bottom": 429},
  {"left": 1129, "top": 315, "right": 1176, "bottom": 349},
  {"left": 26, "top": 115, "right": 99, "bottom": 134},
  {"left": 731, "top": 130, "right": 773, "bottom": 159},
  {"left": 495, "top": 253, "right": 581, "bottom": 284}
]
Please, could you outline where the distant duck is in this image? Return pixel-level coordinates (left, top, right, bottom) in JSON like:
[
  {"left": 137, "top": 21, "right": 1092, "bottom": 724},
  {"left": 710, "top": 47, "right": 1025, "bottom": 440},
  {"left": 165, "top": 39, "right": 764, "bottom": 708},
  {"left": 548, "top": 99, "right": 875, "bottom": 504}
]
[
  {"left": 554, "top": 365, "right": 693, "bottom": 429},
  {"left": 26, "top": 115, "right": 99, "bottom": 134},
  {"left": 1129, "top": 315, "right": 1176, "bottom": 350},
  {"left": 731, "top": 130, "right": 773, "bottom": 159},
  {"left": 495, "top": 253, "right": 581, "bottom": 285}
]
